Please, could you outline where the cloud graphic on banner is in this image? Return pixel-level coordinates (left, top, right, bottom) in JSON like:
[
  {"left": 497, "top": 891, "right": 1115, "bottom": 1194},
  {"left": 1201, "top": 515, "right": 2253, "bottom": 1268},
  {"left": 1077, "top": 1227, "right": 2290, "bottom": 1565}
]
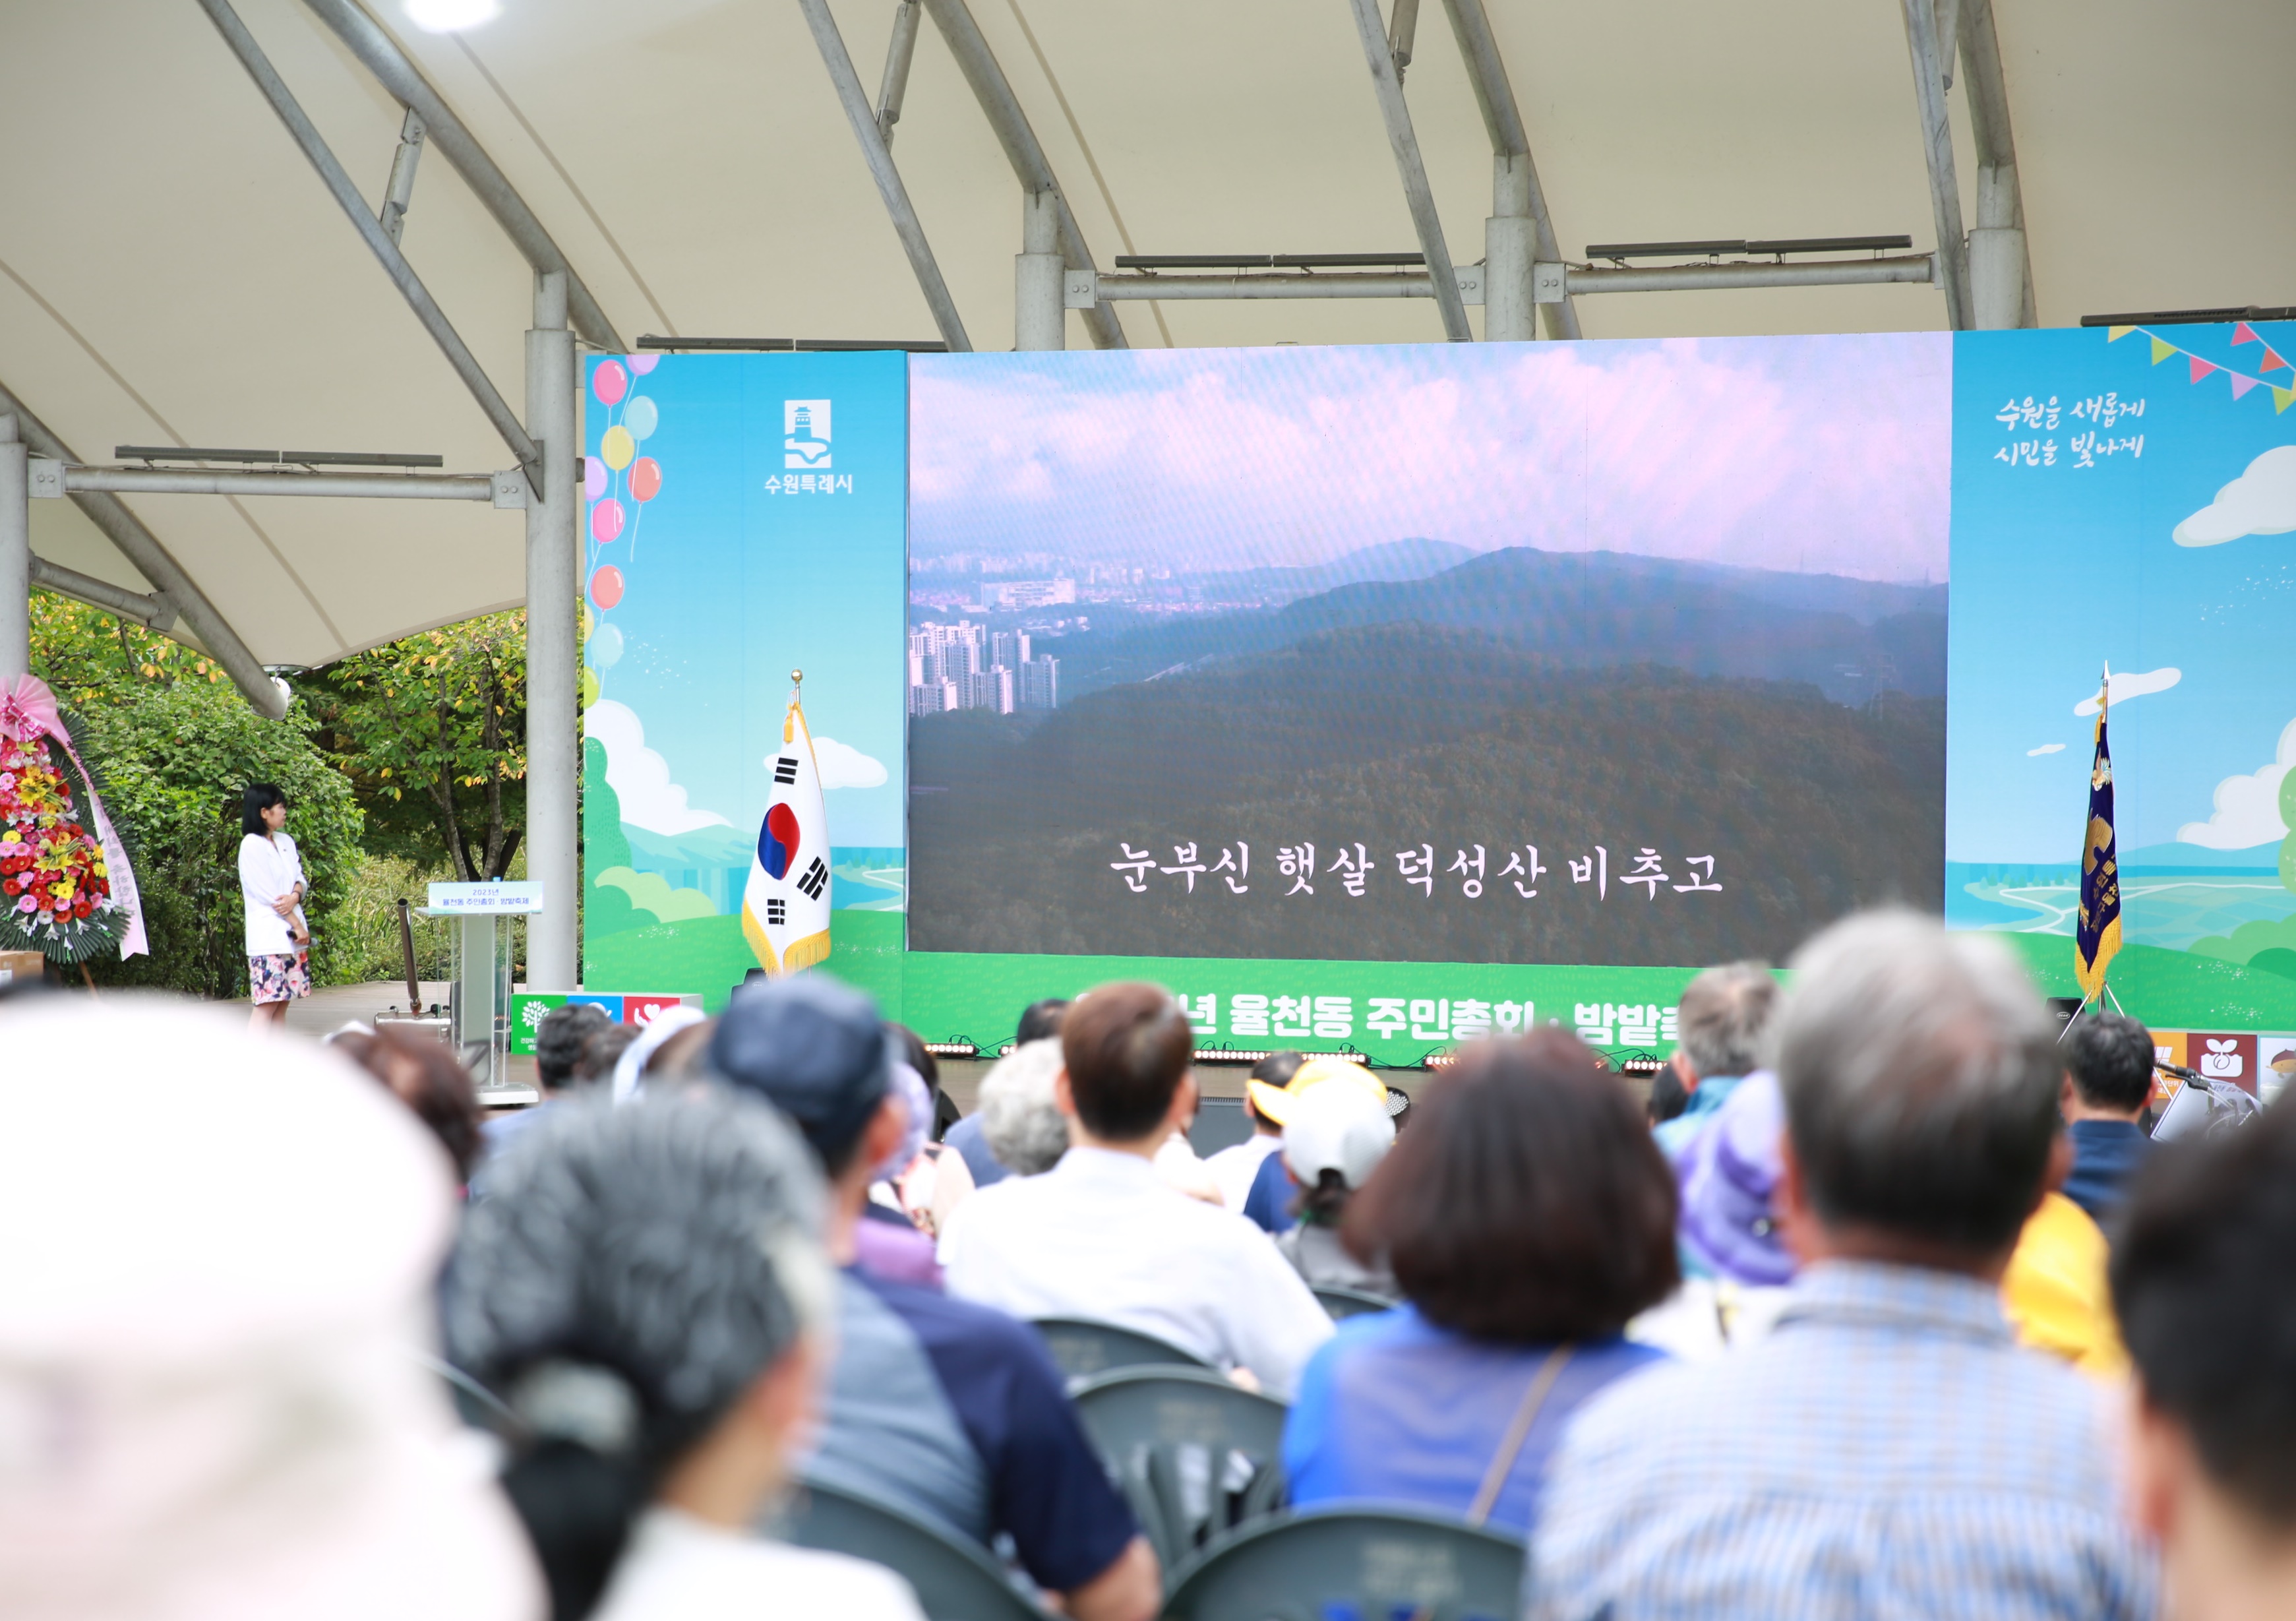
[
  {"left": 2173, "top": 446, "right": 2296, "bottom": 547},
  {"left": 2178, "top": 718, "right": 2296, "bottom": 849},
  {"left": 2028, "top": 743, "right": 2066, "bottom": 756},
  {"left": 807, "top": 736, "right": 888, "bottom": 789},
  {"left": 584, "top": 699, "right": 732, "bottom": 834},
  {"left": 2074, "top": 667, "right": 2181, "bottom": 716}
]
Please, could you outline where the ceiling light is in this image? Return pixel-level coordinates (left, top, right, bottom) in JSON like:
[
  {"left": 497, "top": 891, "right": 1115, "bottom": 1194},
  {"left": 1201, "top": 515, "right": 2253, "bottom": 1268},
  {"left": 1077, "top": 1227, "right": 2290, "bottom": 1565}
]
[{"left": 406, "top": 0, "right": 500, "bottom": 33}]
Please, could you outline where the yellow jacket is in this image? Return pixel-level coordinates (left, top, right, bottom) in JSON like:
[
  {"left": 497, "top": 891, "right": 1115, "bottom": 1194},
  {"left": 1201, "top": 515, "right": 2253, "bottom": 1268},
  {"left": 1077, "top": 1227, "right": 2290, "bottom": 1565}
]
[{"left": 2002, "top": 1190, "right": 2128, "bottom": 1378}]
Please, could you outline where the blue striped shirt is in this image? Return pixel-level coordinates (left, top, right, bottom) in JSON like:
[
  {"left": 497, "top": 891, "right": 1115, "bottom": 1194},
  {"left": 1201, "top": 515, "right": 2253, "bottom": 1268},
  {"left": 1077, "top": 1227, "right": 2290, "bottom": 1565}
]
[{"left": 1528, "top": 1260, "right": 2158, "bottom": 1621}]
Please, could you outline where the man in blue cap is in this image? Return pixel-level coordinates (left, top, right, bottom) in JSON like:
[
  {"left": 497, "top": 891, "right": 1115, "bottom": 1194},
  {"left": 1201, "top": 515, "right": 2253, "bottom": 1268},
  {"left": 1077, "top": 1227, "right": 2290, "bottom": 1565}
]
[{"left": 710, "top": 977, "right": 1157, "bottom": 1621}]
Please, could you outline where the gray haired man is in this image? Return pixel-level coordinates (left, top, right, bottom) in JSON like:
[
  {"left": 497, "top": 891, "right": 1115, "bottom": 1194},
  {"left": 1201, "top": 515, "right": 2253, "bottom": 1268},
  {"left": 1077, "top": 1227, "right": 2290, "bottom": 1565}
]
[
  {"left": 1530, "top": 911, "right": 2158, "bottom": 1621},
  {"left": 1653, "top": 960, "right": 1778, "bottom": 1159}
]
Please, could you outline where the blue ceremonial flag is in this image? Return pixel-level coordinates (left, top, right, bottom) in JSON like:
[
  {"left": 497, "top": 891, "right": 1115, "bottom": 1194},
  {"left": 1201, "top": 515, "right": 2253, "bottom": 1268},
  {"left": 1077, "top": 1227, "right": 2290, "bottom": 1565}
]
[{"left": 2076, "top": 665, "right": 2121, "bottom": 999}]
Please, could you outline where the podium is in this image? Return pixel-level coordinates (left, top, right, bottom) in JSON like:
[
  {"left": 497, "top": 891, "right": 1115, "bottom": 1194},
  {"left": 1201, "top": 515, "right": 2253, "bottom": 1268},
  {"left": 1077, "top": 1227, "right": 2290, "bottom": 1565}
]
[{"left": 426, "top": 881, "right": 543, "bottom": 1103}]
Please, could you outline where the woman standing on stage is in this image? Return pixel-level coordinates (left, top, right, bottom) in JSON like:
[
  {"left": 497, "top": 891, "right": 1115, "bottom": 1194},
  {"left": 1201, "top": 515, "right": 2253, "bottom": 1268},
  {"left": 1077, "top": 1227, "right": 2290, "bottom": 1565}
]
[{"left": 239, "top": 783, "right": 310, "bottom": 1029}]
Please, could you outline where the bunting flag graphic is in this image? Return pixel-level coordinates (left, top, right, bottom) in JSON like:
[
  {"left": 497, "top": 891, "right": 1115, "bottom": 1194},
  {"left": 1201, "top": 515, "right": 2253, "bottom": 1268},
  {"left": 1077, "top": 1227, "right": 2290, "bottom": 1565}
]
[
  {"left": 2112, "top": 322, "right": 2296, "bottom": 413},
  {"left": 740, "top": 673, "right": 833, "bottom": 977},
  {"left": 2075, "top": 663, "right": 2122, "bottom": 1000}
]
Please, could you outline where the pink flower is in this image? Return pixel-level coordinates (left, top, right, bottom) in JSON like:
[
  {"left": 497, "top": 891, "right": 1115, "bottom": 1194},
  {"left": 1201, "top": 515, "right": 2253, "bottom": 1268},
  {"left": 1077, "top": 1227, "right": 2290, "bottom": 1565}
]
[{"left": 14, "top": 896, "right": 32, "bottom": 913}]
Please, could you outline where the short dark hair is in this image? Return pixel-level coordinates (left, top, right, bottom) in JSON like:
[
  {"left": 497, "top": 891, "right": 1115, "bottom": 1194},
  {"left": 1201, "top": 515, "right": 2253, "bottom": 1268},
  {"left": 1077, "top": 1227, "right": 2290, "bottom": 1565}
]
[
  {"left": 1062, "top": 982, "right": 1192, "bottom": 1143},
  {"left": 1774, "top": 911, "right": 2059, "bottom": 1254},
  {"left": 888, "top": 1022, "right": 939, "bottom": 1087},
  {"left": 2064, "top": 1012, "right": 2155, "bottom": 1113},
  {"left": 1016, "top": 998, "right": 1071, "bottom": 1046},
  {"left": 1646, "top": 1062, "right": 1689, "bottom": 1124},
  {"left": 1343, "top": 1028, "right": 1679, "bottom": 1343},
  {"left": 241, "top": 782, "right": 286, "bottom": 837},
  {"left": 536, "top": 1003, "right": 613, "bottom": 1089},
  {"left": 2113, "top": 1099, "right": 2296, "bottom": 1529},
  {"left": 576, "top": 1024, "right": 640, "bottom": 1083}
]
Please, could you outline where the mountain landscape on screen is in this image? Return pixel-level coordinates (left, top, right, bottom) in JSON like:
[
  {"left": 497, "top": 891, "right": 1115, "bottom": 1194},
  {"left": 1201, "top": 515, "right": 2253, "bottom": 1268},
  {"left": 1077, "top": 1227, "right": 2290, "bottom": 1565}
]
[{"left": 909, "top": 546, "right": 1945, "bottom": 964}]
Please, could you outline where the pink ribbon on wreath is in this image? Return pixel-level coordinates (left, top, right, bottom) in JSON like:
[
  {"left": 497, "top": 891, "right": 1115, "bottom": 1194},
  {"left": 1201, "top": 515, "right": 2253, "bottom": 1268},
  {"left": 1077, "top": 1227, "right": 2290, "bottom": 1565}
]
[{"left": 1, "top": 673, "right": 148, "bottom": 959}]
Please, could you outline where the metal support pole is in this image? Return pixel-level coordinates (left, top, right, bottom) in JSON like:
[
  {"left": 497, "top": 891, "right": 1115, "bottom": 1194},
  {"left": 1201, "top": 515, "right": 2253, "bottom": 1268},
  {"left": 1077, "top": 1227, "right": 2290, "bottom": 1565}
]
[
  {"left": 919, "top": 0, "right": 1127, "bottom": 350},
  {"left": 198, "top": 0, "right": 541, "bottom": 481},
  {"left": 60, "top": 467, "right": 500, "bottom": 500},
  {"left": 1486, "top": 158, "right": 1537, "bottom": 340},
  {"left": 1900, "top": 0, "right": 1972, "bottom": 330},
  {"left": 0, "top": 378, "right": 284, "bottom": 718},
  {"left": 27, "top": 557, "right": 175, "bottom": 630},
  {"left": 1015, "top": 190, "right": 1066, "bottom": 350},
  {"left": 380, "top": 106, "right": 425, "bottom": 245},
  {"left": 1344, "top": 0, "right": 1471, "bottom": 341},
  {"left": 1439, "top": 0, "right": 1579, "bottom": 340},
  {"left": 0, "top": 415, "right": 26, "bottom": 681},
  {"left": 298, "top": 0, "right": 625, "bottom": 353},
  {"left": 877, "top": 0, "right": 921, "bottom": 142},
  {"left": 1387, "top": 0, "right": 1421, "bottom": 75},
  {"left": 799, "top": 0, "right": 973, "bottom": 352},
  {"left": 1546, "top": 255, "right": 1937, "bottom": 295},
  {"left": 1957, "top": 0, "right": 2034, "bottom": 328},
  {"left": 524, "top": 271, "right": 578, "bottom": 993}
]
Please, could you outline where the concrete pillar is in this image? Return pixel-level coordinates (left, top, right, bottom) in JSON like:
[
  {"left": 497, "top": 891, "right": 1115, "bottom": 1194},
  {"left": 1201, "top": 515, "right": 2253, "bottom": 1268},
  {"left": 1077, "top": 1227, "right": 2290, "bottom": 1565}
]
[
  {"left": 524, "top": 271, "right": 579, "bottom": 990},
  {"left": 1486, "top": 155, "right": 1538, "bottom": 342},
  {"left": 1014, "top": 188, "right": 1065, "bottom": 351},
  {"left": 0, "top": 415, "right": 26, "bottom": 681}
]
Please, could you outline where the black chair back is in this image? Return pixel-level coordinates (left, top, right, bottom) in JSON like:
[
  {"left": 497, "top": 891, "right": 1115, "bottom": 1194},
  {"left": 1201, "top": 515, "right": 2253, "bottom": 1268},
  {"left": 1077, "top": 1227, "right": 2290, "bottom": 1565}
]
[
  {"left": 1068, "top": 1366, "right": 1291, "bottom": 1572},
  {"left": 769, "top": 1476, "right": 1048, "bottom": 1620},
  {"left": 1029, "top": 1316, "right": 1209, "bottom": 1382},
  {"left": 1312, "top": 1284, "right": 1397, "bottom": 1320},
  {"left": 1163, "top": 1506, "right": 1526, "bottom": 1621}
]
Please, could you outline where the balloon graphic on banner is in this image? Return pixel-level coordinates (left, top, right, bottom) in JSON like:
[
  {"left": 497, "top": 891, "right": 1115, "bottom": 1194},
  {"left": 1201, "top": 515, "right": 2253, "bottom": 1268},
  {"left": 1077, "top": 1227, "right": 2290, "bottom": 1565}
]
[
  {"left": 589, "top": 566, "right": 624, "bottom": 610},
  {"left": 600, "top": 425, "right": 636, "bottom": 471},
  {"left": 623, "top": 396, "right": 658, "bottom": 441},
  {"left": 593, "top": 360, "right": 628, "bottom": 406},
  {"left": 584, "top": 455, "right": 607, "bottom": 501},
  {"left": 590, "top": 498, "right": 624, "bottom": 544},
  {"left": 628, "top": 353, "right": 659, "bottom": 375},
  {"left": 630, "top": 457, "right": 662, "bottom": 503},
  {"left": 586, "top": 622, "right": 624, "bottom": 670}
]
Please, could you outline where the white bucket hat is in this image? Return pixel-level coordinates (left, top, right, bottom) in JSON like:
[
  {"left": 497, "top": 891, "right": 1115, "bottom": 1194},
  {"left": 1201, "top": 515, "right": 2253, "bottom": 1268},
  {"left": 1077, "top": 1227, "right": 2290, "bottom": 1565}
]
[{"left": 0, "top": 995, "right": 541, "bottom": 1621}]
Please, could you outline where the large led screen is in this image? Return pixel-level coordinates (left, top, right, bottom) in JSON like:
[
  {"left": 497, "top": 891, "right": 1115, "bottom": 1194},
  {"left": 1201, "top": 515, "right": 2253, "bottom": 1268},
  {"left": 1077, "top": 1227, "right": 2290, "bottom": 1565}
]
[{"left": 905, "top": 337, "right": 1951, "bottom": 969}]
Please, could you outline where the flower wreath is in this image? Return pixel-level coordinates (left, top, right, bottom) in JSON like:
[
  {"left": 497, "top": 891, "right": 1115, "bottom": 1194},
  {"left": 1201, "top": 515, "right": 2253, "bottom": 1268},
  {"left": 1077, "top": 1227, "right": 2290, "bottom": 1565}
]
[{"left": 0, "top": 676, "right": 140, "bottom": 965}]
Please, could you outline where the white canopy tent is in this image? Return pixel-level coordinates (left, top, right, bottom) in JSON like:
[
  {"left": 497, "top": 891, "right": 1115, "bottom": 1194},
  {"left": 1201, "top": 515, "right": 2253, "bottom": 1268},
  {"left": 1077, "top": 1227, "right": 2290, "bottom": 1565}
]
[{"left": 1, "top": 0, "right": 2289, "bottom": 986}]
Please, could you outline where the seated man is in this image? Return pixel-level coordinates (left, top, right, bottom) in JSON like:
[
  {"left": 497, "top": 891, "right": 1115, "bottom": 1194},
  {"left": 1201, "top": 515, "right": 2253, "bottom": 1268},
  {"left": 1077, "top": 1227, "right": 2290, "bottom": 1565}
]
[
  {"left": 2060, "top": 1010, "right": 2157, "bottom": 1221},
  {"left": 2115, "top": 1086, "right": 2296, "bottom": 1621},
  {"left": 945, "top": 998, "right": 1070, "bottom": 1188},
  {"left": 1651, "top": 960, "right": 1777, "bottom": 1161},
  {"left": 483, "top": 999, "right": 609, "bottom": 1159},
  {"left": 940, "top": 983, "right": 1334, "bottom": 1397},
  {"left": 1531, "top": 911, "right": 2157, "bottom": 1621},
  {"left": 707, "top": 979, "right": 1157, "bottom": 1621}
]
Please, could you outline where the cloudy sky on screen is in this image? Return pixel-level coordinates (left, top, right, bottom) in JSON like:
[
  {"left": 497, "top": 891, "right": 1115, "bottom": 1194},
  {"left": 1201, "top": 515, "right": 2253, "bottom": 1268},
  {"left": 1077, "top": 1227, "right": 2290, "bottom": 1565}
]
[{"left": 911, "top": 333, "right": 1952, "bottom": 583}]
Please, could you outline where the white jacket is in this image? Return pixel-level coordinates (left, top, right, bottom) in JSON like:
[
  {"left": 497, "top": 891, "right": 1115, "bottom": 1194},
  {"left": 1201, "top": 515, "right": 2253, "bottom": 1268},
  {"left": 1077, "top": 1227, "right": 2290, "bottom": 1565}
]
[{"left": 238, "top": 832, "right": 307, "bottom": 956}]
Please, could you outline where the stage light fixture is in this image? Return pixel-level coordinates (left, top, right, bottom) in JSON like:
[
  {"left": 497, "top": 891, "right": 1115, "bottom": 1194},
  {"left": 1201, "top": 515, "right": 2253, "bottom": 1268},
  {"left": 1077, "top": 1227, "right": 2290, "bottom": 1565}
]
[
  {"left": 634, "top": 336, "right": 950, "bottom": 353},
  {"left": 1583, "top": 235, "right": 1912, "bottom": 262},
  {"left": 922, "top": 1040, "right": 978, "bottom": 1059},
  {"left": 1110, "top": 253, "right": 1426, "bottom": 271},
  {"left": 1617, "top": 1056, "right": 1668, "bottom": 1076},
  {"left": 1420, "top": 1051, "right": 1459, "bottom": 1070},
  {"left": 114, "top": 446, "right": 444, "bottom": 468},
  {"left": 2079, "top": 305, "right": 2294, "bottom": 327}
]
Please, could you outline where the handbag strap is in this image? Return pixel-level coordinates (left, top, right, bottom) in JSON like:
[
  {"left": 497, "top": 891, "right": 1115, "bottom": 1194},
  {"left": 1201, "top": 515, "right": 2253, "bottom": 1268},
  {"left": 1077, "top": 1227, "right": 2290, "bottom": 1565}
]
[{"left": 1465, "top": 1345, "right": 1573, "bottom": 1527}]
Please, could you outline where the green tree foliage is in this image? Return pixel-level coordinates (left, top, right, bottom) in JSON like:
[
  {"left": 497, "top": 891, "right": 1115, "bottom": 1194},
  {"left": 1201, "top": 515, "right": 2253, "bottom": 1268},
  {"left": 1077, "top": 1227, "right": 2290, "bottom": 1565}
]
[
  {"left": 305, "top": 612, "right": 527, "bottom": 881},
  {"left": 26, "top": 592, "right": 365, "bottom": 994}
]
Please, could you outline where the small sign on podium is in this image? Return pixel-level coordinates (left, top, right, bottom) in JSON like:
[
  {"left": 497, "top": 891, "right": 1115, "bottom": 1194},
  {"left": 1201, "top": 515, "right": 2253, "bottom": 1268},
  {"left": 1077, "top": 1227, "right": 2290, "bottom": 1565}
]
[{"left": 426, "top": 881, "right": 544, "bottom": 914}]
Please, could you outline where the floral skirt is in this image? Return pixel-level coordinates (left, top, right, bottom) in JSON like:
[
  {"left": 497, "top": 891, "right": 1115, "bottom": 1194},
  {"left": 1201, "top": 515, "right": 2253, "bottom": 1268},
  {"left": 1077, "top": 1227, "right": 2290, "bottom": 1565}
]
[{"left": 249, "top": 950, "right": 311, "bottom": 1004}]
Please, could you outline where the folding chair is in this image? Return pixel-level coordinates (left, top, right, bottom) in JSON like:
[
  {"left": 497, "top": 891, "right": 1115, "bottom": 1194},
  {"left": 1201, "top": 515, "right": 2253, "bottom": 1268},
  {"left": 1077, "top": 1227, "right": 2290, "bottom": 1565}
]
[
  {"left": 1029, "top": 1316, "right": 1209, "bottom": 1382},
  {"left": 1068, "top": 1365, "right": 1290, "bottom": 1572},
  {"left": 768, "top": 1476, "right": 1048, "bottom": 1621},
  {"left": 1163, "top": 1506, "right": 1526, "bottom": 1621}
]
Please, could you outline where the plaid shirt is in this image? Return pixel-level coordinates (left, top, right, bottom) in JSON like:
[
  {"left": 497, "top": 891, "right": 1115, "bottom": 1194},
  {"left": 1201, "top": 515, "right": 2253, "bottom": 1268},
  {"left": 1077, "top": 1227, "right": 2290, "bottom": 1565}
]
[{"left": 1528, "top": 1260, "right": 2158, "bottom": 1621}]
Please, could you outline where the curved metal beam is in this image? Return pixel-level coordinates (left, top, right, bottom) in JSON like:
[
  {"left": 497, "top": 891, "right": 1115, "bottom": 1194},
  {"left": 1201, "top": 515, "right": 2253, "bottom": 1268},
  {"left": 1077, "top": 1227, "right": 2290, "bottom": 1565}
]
[
  {"left": 0, "top": 379, "right": 286, "bottom": 719},
  {"left": 919, "top": 0, "right": 1128, "bottom": 350},
  {"left": 299, "top": 0, "right": 627, "bottom": 353}
]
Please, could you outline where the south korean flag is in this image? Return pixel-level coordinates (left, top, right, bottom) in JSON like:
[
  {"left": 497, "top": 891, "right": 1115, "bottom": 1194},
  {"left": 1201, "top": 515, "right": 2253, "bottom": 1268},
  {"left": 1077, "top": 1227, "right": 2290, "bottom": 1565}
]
[{"left": 742, "top": 674, "right": 833, "bottom": 976}]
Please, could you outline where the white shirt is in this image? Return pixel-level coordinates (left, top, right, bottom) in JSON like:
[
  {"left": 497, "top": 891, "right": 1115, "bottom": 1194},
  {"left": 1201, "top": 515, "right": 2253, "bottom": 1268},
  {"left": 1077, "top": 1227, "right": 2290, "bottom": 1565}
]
[
  {"left": 1203, "top": 1133, "right": 1284, "bottom": 1211},
  {"left": 237, "top": 831, "right": 306, "bottom": 956},
  {"left": 593, "top": 1505, "right": 924, "bottom": 1621},
  {"left": 939, "top": 1145, "right": 1335, "bottom": 1398}
]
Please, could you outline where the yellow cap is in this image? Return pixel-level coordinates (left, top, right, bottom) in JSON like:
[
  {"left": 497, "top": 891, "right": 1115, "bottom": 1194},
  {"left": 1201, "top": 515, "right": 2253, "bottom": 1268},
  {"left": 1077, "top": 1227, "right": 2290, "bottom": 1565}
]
[{"left": 1246, "top": 1055, "right": 1386, "bottom": 1126}]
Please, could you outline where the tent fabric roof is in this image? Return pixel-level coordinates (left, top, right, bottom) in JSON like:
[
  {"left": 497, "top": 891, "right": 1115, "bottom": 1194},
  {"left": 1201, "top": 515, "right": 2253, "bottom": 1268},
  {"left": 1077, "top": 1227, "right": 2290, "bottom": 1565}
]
[{"left": 3, "top": 0, "right": 2290, "bottom": 666}]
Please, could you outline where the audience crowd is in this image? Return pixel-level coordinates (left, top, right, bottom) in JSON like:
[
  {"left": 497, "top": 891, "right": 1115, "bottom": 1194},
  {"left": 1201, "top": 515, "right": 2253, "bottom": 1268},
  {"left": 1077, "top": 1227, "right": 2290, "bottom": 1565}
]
[{"left": 11, "top": 903, "right": 2296, "bottom": 1621}]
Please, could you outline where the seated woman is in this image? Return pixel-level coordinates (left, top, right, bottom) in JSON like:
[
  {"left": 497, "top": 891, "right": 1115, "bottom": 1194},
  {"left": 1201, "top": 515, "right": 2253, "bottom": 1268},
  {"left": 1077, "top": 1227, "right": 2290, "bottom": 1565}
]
[
  {"left": 1281, "top": 1029, "right": 1679, "bottom": 1539},
  {"left": 446, "top": 1088, "right": 924, "bottom": 1621},
  {"left": 1275, "top": 1078, "right": 1401, "bottom": 1300}
]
